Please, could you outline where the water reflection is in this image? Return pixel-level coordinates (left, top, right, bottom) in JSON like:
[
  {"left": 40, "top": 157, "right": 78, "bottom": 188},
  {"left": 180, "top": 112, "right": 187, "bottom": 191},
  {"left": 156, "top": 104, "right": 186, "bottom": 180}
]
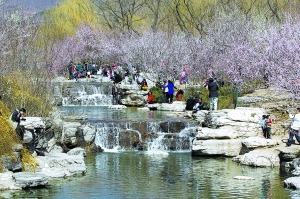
[{"left": 8, "top": 152, "right": 296, "bottom": 199}]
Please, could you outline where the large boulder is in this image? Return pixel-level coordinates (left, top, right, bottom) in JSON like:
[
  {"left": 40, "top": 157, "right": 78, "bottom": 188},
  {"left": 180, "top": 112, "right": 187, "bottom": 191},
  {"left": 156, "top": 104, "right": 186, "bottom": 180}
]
[
  {"left": 148, "top": 101, "right": 186, "bottom": 112},
  {"left": 0, "top": 144, "right": 23, "bottom": 172},
  {"left": 12, "top": 172, "right": 49, "bottom": 188},
  {"left": 242, "top": 137, "right": 279, "bottom": 149},
  {"left": 192, "top": 139, "right": 242, "bottom": 157},
  {"left": 62, "top": 122, "right": 83, "bottom": 149},
  {"left": 233, "top": 149, "right": 280, "bottom": 167},
  {"left": 36, "top": 152, "right": 86, "bottom": 178},
  {"left": 0, "top": 172, "right": 22, "bottom": 190},
  {"left": 284, "top": 177, "right": 300, "bottom": 189}
]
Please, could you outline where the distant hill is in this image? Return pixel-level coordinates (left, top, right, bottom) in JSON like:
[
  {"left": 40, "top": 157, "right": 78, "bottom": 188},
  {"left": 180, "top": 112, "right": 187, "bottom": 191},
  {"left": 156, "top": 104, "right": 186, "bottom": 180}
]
[{"left": 3, "top": 0, "right": 63, "bottom": 12}]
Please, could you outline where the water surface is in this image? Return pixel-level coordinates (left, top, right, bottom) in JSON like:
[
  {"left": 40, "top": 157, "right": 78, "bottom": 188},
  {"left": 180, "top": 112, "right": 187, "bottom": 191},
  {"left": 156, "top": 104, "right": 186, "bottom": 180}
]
[{"left": 7, "top": 152, "right": 299, "bottom": 199}]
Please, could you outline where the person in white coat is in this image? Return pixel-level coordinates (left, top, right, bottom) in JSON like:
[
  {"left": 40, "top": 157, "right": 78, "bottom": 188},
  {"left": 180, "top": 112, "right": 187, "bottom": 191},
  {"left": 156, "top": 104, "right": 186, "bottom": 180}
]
[{"left": 286, "top": 108, "right": 300, "bottom": 147}]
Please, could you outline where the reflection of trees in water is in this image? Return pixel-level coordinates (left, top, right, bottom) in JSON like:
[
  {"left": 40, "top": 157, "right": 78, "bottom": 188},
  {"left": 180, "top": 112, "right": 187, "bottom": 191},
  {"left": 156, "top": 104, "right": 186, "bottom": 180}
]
[{"left": 261, "top": 176, "right": 271, "bottom": 199}]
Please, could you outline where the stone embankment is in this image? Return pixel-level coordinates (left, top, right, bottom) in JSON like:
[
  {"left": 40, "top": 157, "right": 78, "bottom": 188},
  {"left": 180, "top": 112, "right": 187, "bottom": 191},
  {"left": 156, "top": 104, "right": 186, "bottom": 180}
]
[{"left": 0, "top": 117, "right": 87, "bottom": 190}]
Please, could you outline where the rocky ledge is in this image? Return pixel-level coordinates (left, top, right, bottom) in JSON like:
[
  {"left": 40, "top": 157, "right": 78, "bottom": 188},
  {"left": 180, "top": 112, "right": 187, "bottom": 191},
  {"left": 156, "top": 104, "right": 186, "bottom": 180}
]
[{"left": 0, "top": 148, "right": 86, "bottom": 190}]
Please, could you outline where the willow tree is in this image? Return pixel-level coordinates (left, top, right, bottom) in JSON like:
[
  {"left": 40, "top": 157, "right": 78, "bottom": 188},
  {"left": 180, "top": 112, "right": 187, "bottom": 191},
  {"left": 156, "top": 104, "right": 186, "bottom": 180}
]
[{"left": 39, "top": 0, "right": 98, "bottom": 42}]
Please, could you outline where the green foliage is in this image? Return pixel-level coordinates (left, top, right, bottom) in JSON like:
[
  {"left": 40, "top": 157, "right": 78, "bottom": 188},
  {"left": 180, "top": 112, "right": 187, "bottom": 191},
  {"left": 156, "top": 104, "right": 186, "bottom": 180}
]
[
  {"left": 0, "top": 101, "right": 21, "bottom": 172},
  {"left": 182, "top": 83, "right": 234, "bottom": 110},
  {"left": 239, "top": 79, "right": 265, "bottom": 95},
  {"left": 38, "top": 0, "right": 98, "bottom": 44},
  {"left": 0, "top": 72, "right": 53, "bottom": 117},
  {"left": 150, "top": 85, "right": 164, "bottom": 103}
]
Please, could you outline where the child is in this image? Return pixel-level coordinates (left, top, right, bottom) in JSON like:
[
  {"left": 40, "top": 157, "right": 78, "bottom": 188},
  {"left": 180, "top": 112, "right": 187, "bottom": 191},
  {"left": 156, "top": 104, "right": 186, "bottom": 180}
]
[{"left": 265, "top": 115, "right": 274, "bottom": 139}]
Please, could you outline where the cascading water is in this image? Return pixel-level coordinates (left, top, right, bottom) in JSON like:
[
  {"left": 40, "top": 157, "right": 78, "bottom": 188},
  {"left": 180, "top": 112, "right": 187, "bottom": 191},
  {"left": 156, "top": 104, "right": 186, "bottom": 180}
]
[
  {"left": 93, "top": 119, "right": 197, "bottom": 153},
  {"left": 62, "top": 84, "right": 112, "bottom": 106},
  {"left": 56, "top": 81, "right": 197, "bottom": 152}
]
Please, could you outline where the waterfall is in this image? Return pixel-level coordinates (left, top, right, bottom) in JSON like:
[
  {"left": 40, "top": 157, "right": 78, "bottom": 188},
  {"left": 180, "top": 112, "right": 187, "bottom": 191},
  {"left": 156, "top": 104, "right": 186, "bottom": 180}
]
[
  {"left": 62, "top": 84, "right": 112, "bottom": 106},
  {"left": 95, "top": 122, "right": 123, "bottom": 152},
  {"left": 94, "top": 119, "right": 197, "bottom": 153}
]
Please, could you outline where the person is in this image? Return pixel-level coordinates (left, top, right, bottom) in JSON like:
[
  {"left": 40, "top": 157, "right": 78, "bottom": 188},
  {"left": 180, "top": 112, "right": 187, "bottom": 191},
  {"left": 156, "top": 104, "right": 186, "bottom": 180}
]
[
  {"left": 112, "top": 82, "right": 118, "bottom": 105},
  {"left": 286, "top": 108, "right": 300, "bottom": 147},
  {"left": 141, "top": 79, "right": 148, "bottom": 91},
  {"left": 261, "top": 115, "right": 267, "bottom": 138},
  {"left": 175, "top": 89, "right": 184, "bottom": 101},
  {"left": 128, "top": 74, "right": 133, "bottom": 84},
  {"left": 179, "top": 70, "right": 186, "bottom": 84},
  {"left": 185, "top": 96, "right": 195, "bottom": 111},
  {"left": 162, "top": 80, "right": 169, "bottom": 103},
  {"left": 164, "top": 80, "right": 177, "bottom": 104},
  {"left": 10, "top": 108, "right": 26, "bottom": 141},
  {"left": 184, "top": 65, "right": 190, "bottom": 84},
  {"left": 114, "top": 73, "right": 123, "bottom": 84},
  {"left": 208, "top": 78, "right": 219, "bottom": 111},
  {"left": 67, "top": 61, "right": 74, "bottom": 80},
  {"left": 136, "top": 74, "right": 143, "bottom": 85},
  {"left": 193, "top": 98, "right": 208, "bottom": 112},
  {"left": 147, "top": 91, "right": 155, "bottom": 104},
  {"left": 207, "top": 65, "right": 216, "bottom": 79},
  {"left": 265, "top": 115, "right": 274, "bottom": 139}
]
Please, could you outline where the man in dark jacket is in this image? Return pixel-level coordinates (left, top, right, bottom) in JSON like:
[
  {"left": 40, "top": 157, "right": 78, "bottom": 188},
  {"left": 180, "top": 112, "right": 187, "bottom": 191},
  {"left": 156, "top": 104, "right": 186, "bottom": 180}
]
[
  {"left": 208, "top": 78, "right": 219, "bottom": 111},
  {"left": 11, "top": 108, "right": 26, "bottom": 140},
  {"left": 112, "top": 82, "right": 118, "bottom": 105},
  {"left": 185, "top": 96, "right": 195, "bottom": 111}
]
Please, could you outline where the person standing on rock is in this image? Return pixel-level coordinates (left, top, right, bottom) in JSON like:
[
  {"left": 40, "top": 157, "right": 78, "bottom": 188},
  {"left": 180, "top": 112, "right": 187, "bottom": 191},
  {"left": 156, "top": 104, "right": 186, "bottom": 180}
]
[
  {"left": 261, "top": 115, "right": 267, "bottom": 138},
  {"left": 265, "top": 115, "right": 274, "bottom": 139},
  {"left": 112, "top": 82, "right": 119, "bottom": 105},
  {"left": 162, "top": 80, "right": 169, "bottom": 103},
  {"left": 286, "top": 108, "right": 300, "bottom": 147},
  {"left": 164, "top": 80, "right": 177, "bottom": 104},
  {"left": 208, "top": 78, "right": 219, "bottom": 111}
]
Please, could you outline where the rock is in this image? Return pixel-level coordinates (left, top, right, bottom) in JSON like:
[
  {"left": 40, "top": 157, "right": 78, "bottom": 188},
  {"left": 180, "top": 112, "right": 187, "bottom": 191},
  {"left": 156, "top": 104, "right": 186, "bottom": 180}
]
[
  {"left": 1, "top": 145, "right": 23, "bottom": 172},
  {"left": 159, "top": 120, "right": 186, "bottom": 133},
  {"left": 242, "top": 137, "right": 279, "bottom": 148},
  {"left": 192, "top": 110, "right": 208, "bottom": 122},
  {"left": 1, "top": 152, "right": 22, "bottom": 172},
  {"left": 62, "top": 122, "right": 82, "bottom": 149},
  {"left": 119, "top": 93, "right": 145, "bottom": 106},
  {"left": 233, "top": 176, "right": 255, "bottom": 180},
  {"left": 81, "top": 125, "right": 96, "bottom": 145},
  {"left": 67, "top": 147, "right": 86, "bottom": 157},
  {"left": 36, "top": 153, "right": 86, "bottom": 178},
  {"left": 236, "top": 149, "right": 280, "bottom": 167},
  {"left": 0, "top": 172, "right": 22, "bottom": 190},
  {"left": 108, "top": 105, "right": 127, "bottom": 109},
  {"left": 279, "top": 150, "right": 298, "bottom": 162},
  {"left": 192, "top": 139, "right": 242, "bottom": 157},
  {"left": 119, "top": 130, "right": 141, "bottom": 150},
  {"left": 12, "top": 172, "right": 48, "bottom": 188},
  {"left": 284, "top": 177, "right": 300, "bottom": 189},
  {"left": 196, "top": 126, "right": 239, "bottom": 140},
  {"left": 19, "top": 117, "right": 46, "bottom": 129},
  {"left": 137, "top": 107, "right": 150, "bottom": 111}
]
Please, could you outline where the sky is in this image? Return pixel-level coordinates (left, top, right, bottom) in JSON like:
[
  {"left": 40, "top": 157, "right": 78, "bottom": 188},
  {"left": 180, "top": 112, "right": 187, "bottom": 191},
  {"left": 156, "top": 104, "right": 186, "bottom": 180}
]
[{"left": 2, "top": 0, "right": 63, "bottom": 12}]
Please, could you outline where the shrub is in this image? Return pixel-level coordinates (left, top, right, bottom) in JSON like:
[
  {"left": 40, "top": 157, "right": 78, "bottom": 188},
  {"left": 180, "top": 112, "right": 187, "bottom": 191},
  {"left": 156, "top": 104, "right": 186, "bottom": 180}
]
[{"left": 181, "top": 82, "right": 234, "bottom": 110}]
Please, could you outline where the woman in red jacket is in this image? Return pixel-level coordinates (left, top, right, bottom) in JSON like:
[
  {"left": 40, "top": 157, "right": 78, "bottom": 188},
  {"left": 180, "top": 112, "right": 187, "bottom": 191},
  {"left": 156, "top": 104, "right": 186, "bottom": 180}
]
[{"left": 147, "top": 91, "right": 155, "bottom": 104}]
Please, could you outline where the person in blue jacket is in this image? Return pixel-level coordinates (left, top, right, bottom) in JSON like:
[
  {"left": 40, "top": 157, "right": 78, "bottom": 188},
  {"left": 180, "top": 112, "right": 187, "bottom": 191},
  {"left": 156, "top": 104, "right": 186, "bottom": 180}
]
[{"left": 164, "top": 80, "right": 177, "bottom": 104}]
